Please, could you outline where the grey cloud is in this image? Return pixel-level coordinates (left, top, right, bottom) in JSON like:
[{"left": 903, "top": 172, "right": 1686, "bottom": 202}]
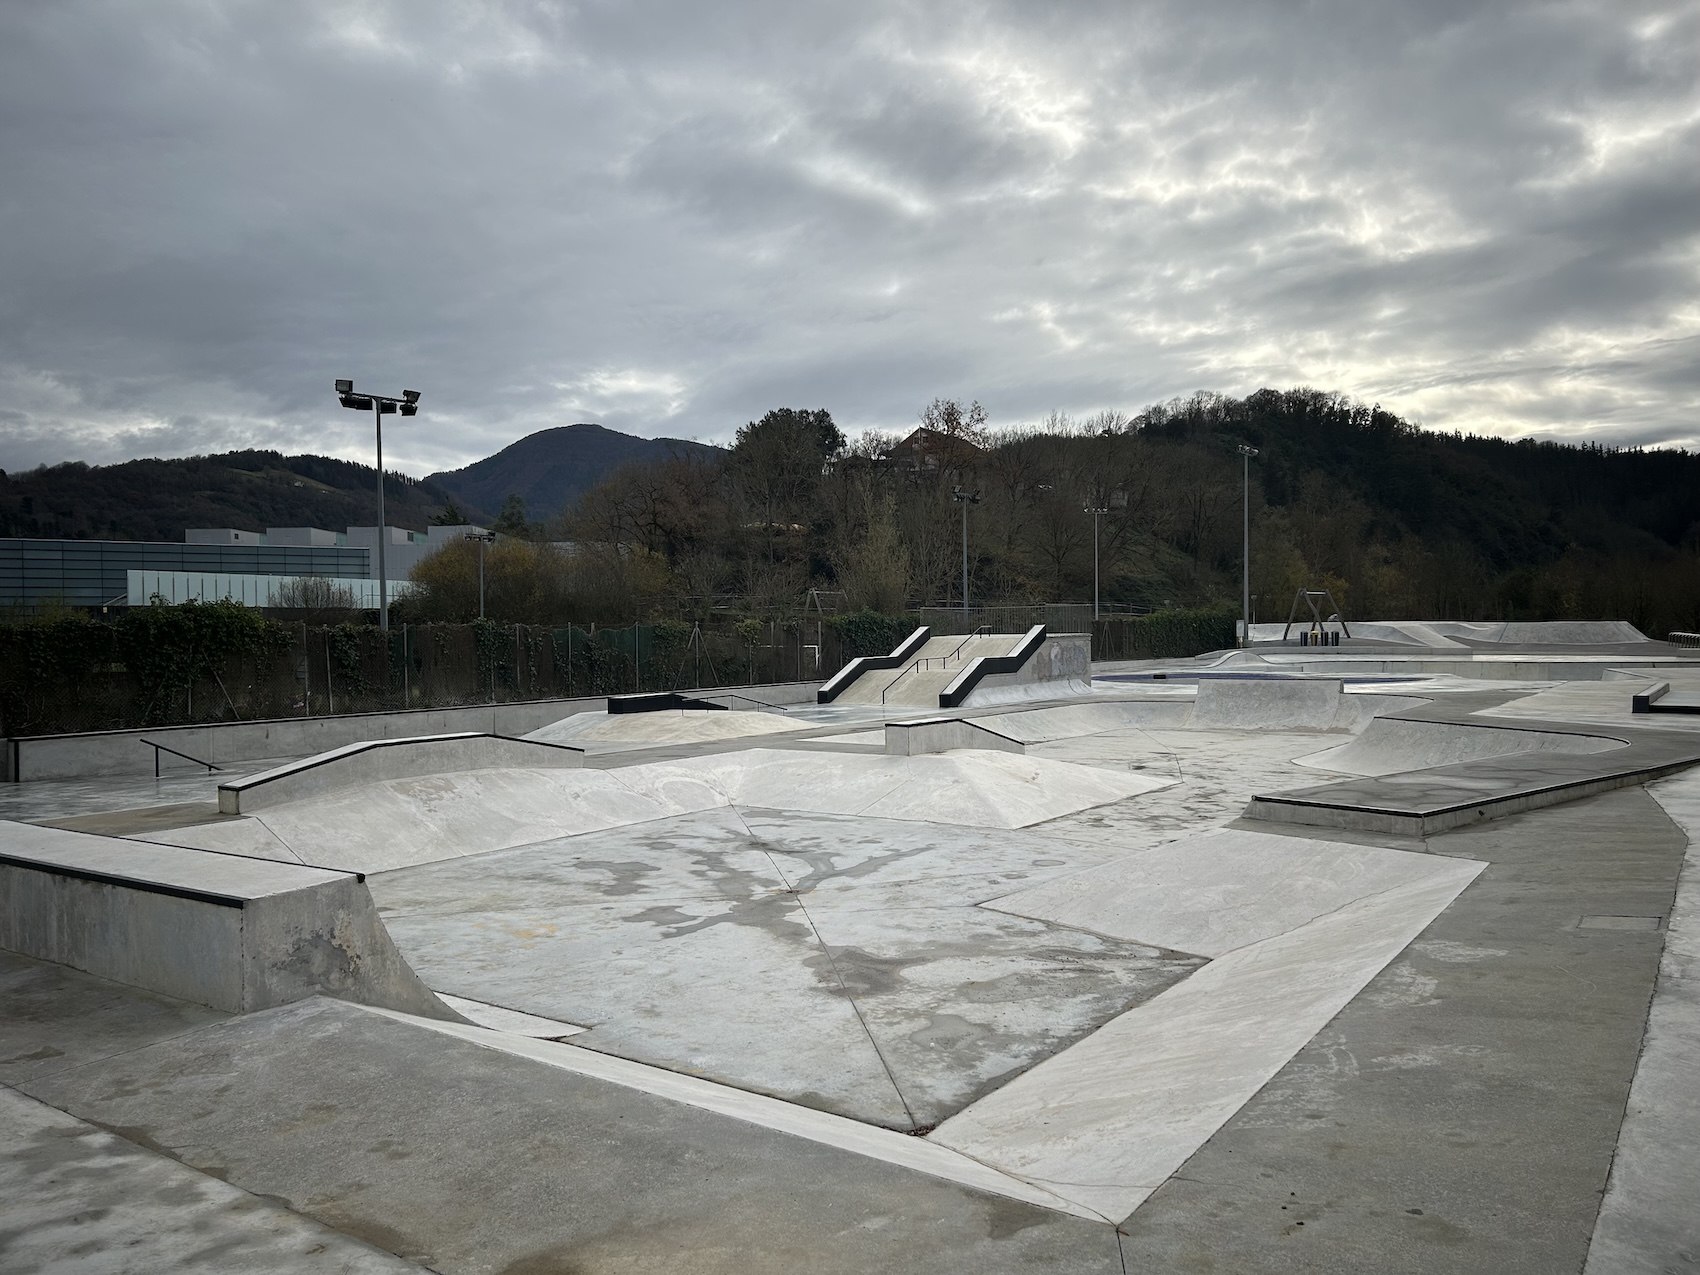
[{"left": 1, "top": 0, "right": 1697, "bottom": 476}]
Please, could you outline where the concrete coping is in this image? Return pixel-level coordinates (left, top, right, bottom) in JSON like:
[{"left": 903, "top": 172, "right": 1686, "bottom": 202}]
[
  {"left": 0, "top": 821, "right": 353, "bottom": 907},
  {"left": 219, "top": 733, "right": 586, "bottom": 815}
]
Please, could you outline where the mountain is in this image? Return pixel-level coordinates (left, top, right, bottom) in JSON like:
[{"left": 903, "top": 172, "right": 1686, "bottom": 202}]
[
  {"left": 425, "top": 424, "right": 724, "bottom": 521},
  {"left": 0, "top": 451, "right": 462, "bottom": 542}
]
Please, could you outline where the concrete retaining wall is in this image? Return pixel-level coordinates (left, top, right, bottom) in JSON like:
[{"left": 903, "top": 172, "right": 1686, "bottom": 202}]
[
  {"left": 0, "top": 821, "right": 458, "bottom": 1018},
  {"left": 218, "top": 733, "right": 586, "bottom": 815},
  {"left": 885, "top": 717, "right": 1027, "bottom": 756},
  {"left": 1191, "top": 678, "right": 1346, "bottom": 730},
  {"left": 5, "top": 679, "right": 823, "bottom": 782}
]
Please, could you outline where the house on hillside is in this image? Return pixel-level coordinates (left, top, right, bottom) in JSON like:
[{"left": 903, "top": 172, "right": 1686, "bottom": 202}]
[{"left": 879, "top": 426, "right": 985, "bottom": 477}]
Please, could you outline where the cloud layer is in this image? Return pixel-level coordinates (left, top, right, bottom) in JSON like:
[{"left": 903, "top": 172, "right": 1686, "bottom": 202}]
[{"left": 2, "top": 0, "right": 1697, "bottom": 474}]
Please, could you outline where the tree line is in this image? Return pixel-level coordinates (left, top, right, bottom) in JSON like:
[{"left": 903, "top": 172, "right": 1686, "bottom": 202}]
[{"left": 402, "top": 388, "right": 1700, "bottom": 638}]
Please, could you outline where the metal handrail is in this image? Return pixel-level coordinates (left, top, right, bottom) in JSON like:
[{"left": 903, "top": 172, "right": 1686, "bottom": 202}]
[
  {"left": 881, "top": 626, "right": 995, "bottom": 704},
  {"left": 140, "top": 737, "right": 222, "bottom": 778},
  {"left": 1670, "top": 632, "right": 1700, "bottom": 649},
  {"left": 941, "top": 625, "right": 992, "bottom": 664},
  {"left": 699, "top": 692, "right": 789, "bottom": 715}
]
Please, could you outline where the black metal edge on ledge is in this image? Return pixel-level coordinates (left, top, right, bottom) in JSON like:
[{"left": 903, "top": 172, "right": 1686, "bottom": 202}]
[
  {"left": 608, "top": 692, "right": 730, "bottom": 714},
  {"left": 0, "top": 850, "right": 250, "bottom": 908},
  {"left": 217, "top": 733, "right": 585, "bottom": 795},
  {"left": 817, "top": 626, "right": 932, "bottom": 704},
  {"left": 938, "top": 625, "right": 1048, "bottom": 710}
]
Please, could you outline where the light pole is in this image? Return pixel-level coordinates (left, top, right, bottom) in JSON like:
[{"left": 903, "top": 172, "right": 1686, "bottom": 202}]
[
  {"left": 465, "top": 530, "right": 496, "bottom": 618},
  {"left": 335, "top": 380, "right": 420, "bottom": 631},
  {"left": 1083, "top": 503, "right": 1109, "bottom": 619},
  {"left": 952, "top": 485, "right": 981, "bottom": 613},
  {"left": 1238, "top": 444, "right": 1259, "bottom": 647}
]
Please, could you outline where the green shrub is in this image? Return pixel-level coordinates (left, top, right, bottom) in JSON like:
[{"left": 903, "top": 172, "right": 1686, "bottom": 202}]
[{"left": 827, "top": 609, "right": 912, "bottom": 660}]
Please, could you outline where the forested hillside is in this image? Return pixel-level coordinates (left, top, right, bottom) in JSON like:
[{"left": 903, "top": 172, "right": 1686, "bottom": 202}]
[
  {"left": 513, "top": 391, "right": 1700, "bottom": 636},
  {"left": 0, "top": 451, "right": 460, "bottom": 542}
]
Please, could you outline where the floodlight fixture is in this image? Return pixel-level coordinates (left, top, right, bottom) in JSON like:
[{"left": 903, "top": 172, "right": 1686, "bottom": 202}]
[{"left": 330, "top": 380, "right": 424, "bottom": 631}]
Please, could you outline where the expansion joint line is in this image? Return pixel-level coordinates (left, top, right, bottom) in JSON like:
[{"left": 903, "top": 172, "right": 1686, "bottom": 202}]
[{"left": 729, "top": 806, "right": 921, "bottom": 1131}]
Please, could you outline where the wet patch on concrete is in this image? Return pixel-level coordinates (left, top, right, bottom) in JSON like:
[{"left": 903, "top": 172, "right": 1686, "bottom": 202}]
[{"left": 369, "top": 807, "right": 1200, "bottom": 1128}]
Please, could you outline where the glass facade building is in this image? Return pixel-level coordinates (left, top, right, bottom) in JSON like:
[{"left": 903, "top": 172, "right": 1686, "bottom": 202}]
[{"left": 0, "top": 538, "right": 371, "bottom": 609}]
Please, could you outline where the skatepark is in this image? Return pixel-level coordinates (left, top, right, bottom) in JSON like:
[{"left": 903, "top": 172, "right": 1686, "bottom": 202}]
[{"left": 4, "top": 621, "right": 1700, "bottom": 1272}]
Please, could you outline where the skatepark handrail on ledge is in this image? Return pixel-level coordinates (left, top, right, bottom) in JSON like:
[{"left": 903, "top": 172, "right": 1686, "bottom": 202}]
[
  {"left": 940, "top": 625, "right": 1048, "bottom": 709},
  {"left": 218, "top": 732, "right": 585, "bottom": 815},
  {"left": 817, "top": 626, "right": 932, "bottom": 704}
]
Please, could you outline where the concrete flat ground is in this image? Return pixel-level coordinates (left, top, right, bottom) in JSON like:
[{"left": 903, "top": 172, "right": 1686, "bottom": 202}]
[{"left": 4, "top": 660, "right": 1699, "bottom": 1272}]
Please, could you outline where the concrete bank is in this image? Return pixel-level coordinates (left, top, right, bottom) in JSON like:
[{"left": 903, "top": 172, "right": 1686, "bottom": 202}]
[{"left": 3, "top": 680, "right": 823, "bottom": 782}]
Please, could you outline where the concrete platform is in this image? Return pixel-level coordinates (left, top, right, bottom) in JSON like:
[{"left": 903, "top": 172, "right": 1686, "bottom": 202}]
[{"left": 0, "top": 822, "right": 454, "bottom": 1018}]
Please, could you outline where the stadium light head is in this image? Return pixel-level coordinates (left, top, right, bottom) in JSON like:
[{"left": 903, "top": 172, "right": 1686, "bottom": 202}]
[
  {"left": 335, "top": 378, "right": 353, "bottom": 395},
  {"left": 399, "top": 403, "right": 418, "bottom": 417},
  {"left": 339, "top": 393, "right": 373, "bottom": 410},
  {"left": 402, "top": 389, "right": 420, "bottom": 404},
  {"left": 377, "top": 400, "right": 397, "bottom": 415},
  {"left": 1238, "top": 444, "right": 1259, "bottom": 458}
]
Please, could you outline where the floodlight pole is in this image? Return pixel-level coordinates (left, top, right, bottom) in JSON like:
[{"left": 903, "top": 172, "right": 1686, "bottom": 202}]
[
  {"left": 1084, "top": 505, "right": 1109, "bottom": 619},
  {"left": 1238, "top": 444, "right": 1258, "bottom": 648},
  {"left": 373, "top": 399, "right": 388, "bottom": 631},
  {"left": 952, "top": 486, "right": 980, "bottom": 612},
  {"left": 334, "top": 381, "right": 420, "bottom": 634},
  {"left": 465, "top": 531, "right": 496, "bottom": 618}
]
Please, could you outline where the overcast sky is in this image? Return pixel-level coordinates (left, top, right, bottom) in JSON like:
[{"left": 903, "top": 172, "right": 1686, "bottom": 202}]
[{"left": 2, "top": 1, "right": 1697, "bottom": 476}]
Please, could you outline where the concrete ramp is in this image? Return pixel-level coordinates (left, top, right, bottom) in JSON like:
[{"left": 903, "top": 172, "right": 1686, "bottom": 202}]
[
  {"left": 145, "top": 749, "right": 1170, "bottom": 874},
  {"left": 1298, "top": 716, "right": 1628, "bottom": 777},
  {"left": 0, "top": 821, "right": 459, "bottom": 1019},
  {"left": 885, "top": 717, "right": 1026, "bottom": 756},
  {"left": 220, "top": 733, "right": 584, "bottom": 814},
  {"left": 1190, "top": 679, "right": 1347, "bottom": 730},
  {"left": 977, "top": 700, "right": 1195, "bottom": 743},
  {"left": 525, "top": 710, "right": 809, "bottom": 747}
]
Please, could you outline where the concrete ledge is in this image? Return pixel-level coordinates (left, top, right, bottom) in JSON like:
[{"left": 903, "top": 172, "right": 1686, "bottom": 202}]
[
  {"left": 941, "top": 626, "right": 1071, "bottom": 709},
  {"left": 218, "top": 733, "right": 584, "bottom": 815},
  {"left": 1634, "top": 682, "right": 1671, "bottom": 713},
  {"left": 0, "top": 821, "right": 458, "bottom": 1018},
  {"left": 819, "top": 627, "right": 931, "bottom": 704},
  {"left": 885, "top": 717, "right": 1027, "bottom": 756},
  {"left": 1246, "top": 774, "right": 1651, "bottom": 836}
]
